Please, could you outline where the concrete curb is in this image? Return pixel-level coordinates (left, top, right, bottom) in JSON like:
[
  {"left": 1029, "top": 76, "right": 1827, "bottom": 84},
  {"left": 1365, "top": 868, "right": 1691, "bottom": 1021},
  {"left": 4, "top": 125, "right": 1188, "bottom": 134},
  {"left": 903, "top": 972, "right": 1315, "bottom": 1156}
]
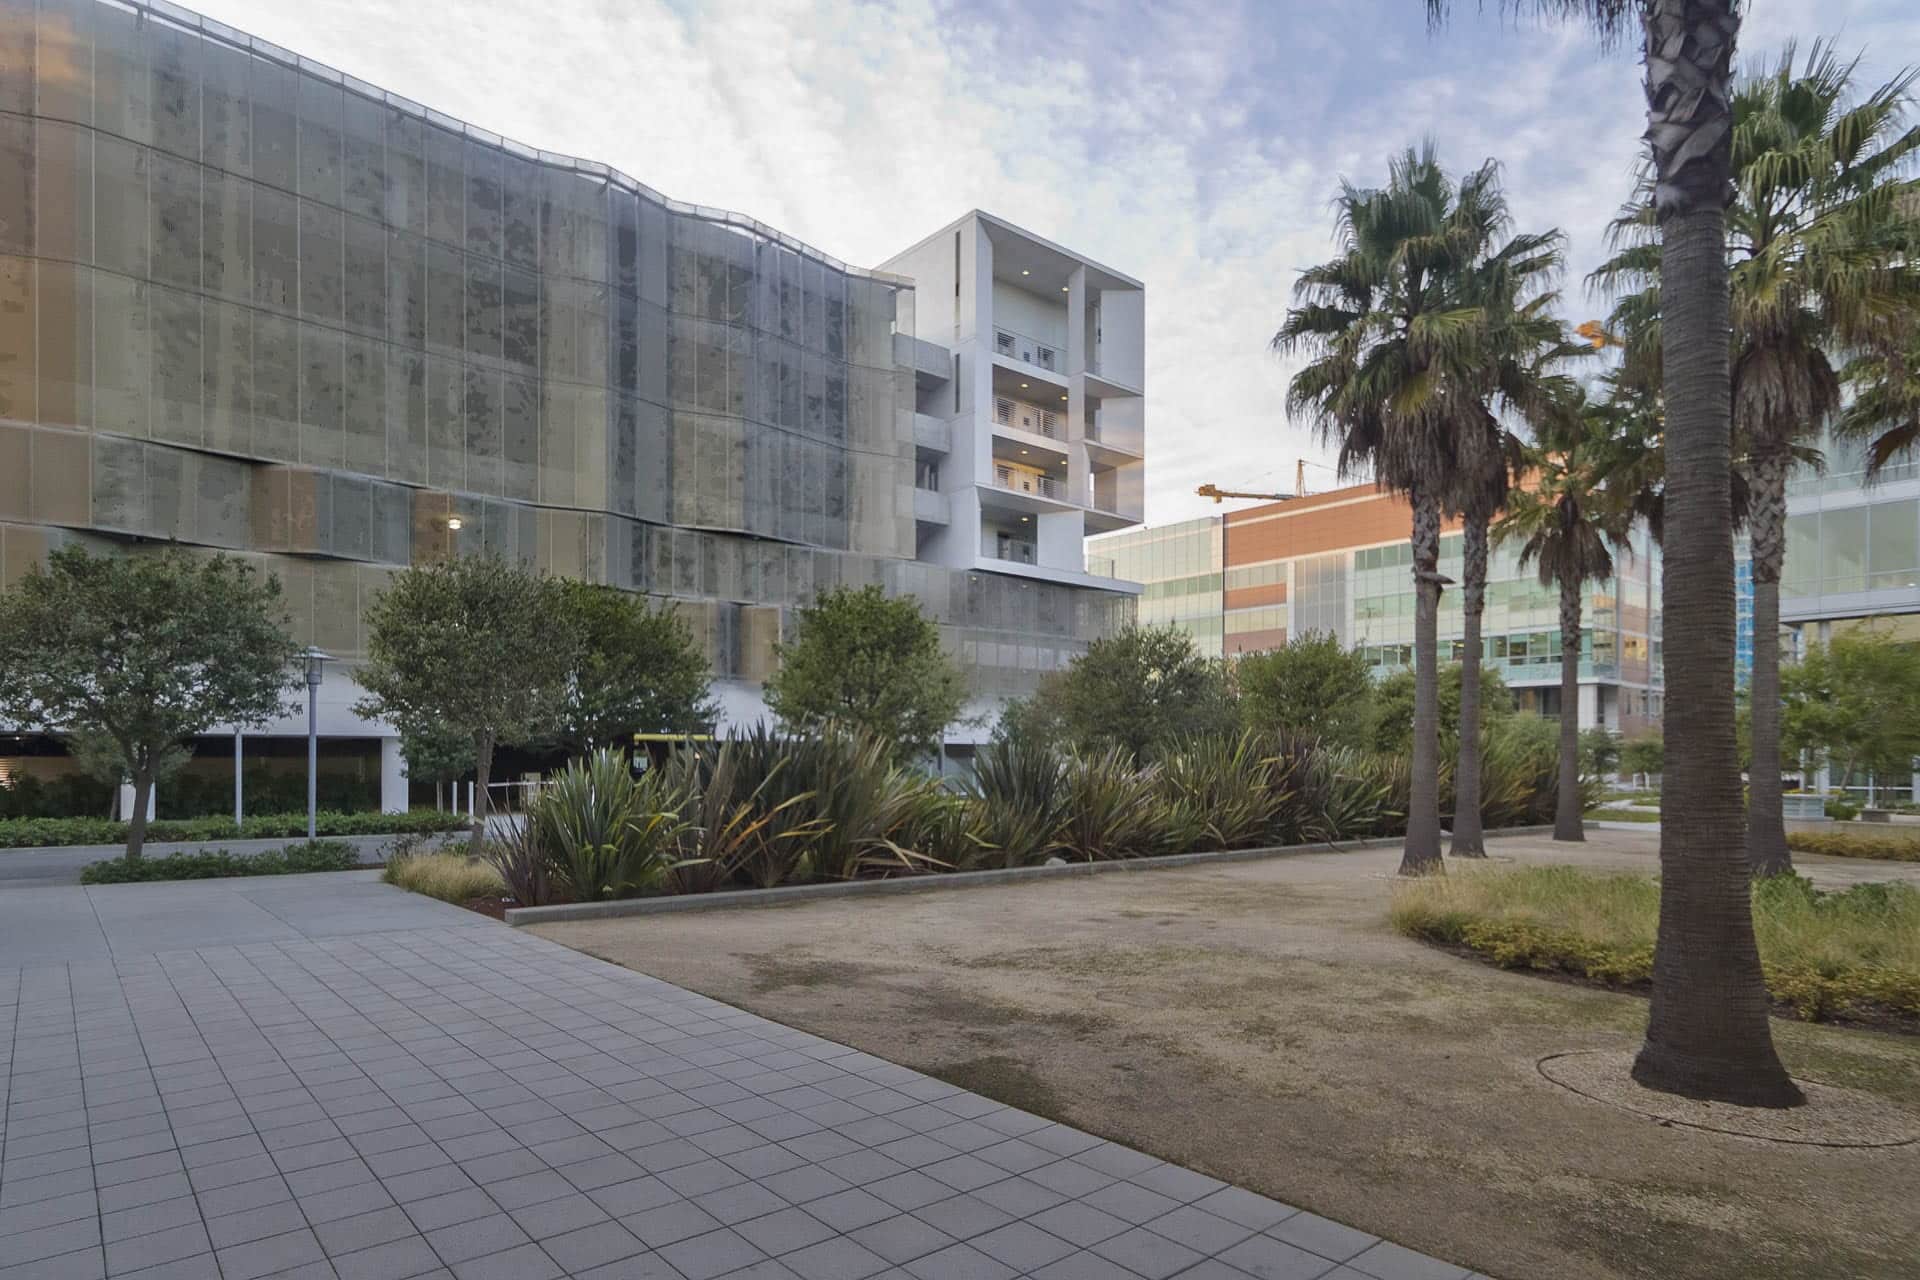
[{"left": 506, "top": 822, "right": 1572, "bottom": 926}]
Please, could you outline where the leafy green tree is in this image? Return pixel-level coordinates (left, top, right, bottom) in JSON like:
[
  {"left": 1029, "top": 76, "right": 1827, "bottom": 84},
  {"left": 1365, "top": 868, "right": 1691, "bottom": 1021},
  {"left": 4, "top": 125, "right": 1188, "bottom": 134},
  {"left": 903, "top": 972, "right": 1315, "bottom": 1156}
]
[
  {"left": 1277, "top": 145, "right": 1523, "bottom": 874},
  {"left": 1595, "top": 46, "right": 1920, "bottom": 877},
  {"left": 1429, "top": 0, "right": 1802, "bottom": 1106},
  {"left": 1581, "top": 727, "right": 1622, "bottom": 781},
  {"left": 552, "top": 583, "right": 715, "bottom": 756},
  {"left": 1620, "top": 731, "right": 1665, "bottom": 782},
  {"left": 1497, "top": 433, "right": 1630, "bottom": 842},
  {"left": 1236, "top": 631, "right": 1375, "bottom": 747},
  {"left": 0, "top": 546, "right": 300, "bottom": 860},
  {"left": 356, "top": 554, "right": 572, "bottom": 851},
  {"left": 1370, "top": 663, "right": 1514, "bottom": 757},
  {"left": 1017, "top": 625, "right": 1235, "bottom": 762},
  {"left": 395, "top": 715, "right": 475, "bottom": 810},
  {"left": 765, "top": 585, "right": 965, "bottom": 763},
  {"left": 1782, "top": 630, "right": 1920, "bottom": 802}
]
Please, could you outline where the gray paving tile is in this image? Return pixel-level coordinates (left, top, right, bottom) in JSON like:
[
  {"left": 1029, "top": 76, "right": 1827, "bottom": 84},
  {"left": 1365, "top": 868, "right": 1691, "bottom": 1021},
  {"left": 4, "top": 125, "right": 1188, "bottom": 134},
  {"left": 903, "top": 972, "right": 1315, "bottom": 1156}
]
[
  {"left": 329, "top": 1235, "right": 445, "bottom": 1280},
  {"left": 1089, "top": 1225, "right": 1205, "bottom": 1278},
  {"left": 1266, "top": 1212, "right": 1380, "bottom": 1263},
  {"left": 900, "top": 1241, "right": 1016, "bottom": 1280},
  {"left": 1217, "top": 1234, "right": 1345, "bottom": 1280},
  {"left": 214, "top": 1227, "right": 328, "bottom": 1280},
  {"left": 1345, "top": 1241, "right": 1472, "bottom": 1280}
]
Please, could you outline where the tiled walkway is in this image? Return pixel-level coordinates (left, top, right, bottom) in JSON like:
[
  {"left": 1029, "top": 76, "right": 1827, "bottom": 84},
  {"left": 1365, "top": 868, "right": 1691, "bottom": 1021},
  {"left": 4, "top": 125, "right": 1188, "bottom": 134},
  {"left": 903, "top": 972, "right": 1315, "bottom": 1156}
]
[{"left": 0, "top": 873, "right": 1482, "bottom": 1279}]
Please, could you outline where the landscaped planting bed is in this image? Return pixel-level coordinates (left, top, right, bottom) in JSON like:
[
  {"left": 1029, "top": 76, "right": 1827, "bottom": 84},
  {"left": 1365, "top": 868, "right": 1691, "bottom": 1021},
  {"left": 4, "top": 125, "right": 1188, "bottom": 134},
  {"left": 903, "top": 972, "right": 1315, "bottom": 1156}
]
[
  {"left": 0, "top": 808, "right": 467, "bottom": 848},
  {"left": 386, "top": 726, "right": 1581, "bottom": 917},
  {"left": 79, "top": 840, "right": 361, "bottom": 883},
  {"left": 1391, "top": 865, "right": 1920, "bottom": 1028},
  {"left": 1788, "top": 829, "right": 1920, "bottom": 862}
]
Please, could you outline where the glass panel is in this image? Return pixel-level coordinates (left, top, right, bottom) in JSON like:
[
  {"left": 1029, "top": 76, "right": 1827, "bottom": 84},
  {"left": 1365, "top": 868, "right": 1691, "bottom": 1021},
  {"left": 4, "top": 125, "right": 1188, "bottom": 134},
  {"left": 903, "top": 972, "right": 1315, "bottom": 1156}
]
[
  {"left": 295, "top": 72, "right": 341, "bottom": 203},
  {"left": 249, "top": 57, "right": 295, "bottom": 190},
  {"left": 1819, "top": 506, "right": 1867, "bottom": 594},
  {"left": 1868, "top": 498, "right": 1919, "bottom": 590},
  {"left": 147, "top": 20, "right": 199, "bottom": 161},
  {"left": 0, "top": 115, "right": 30, "bottom": 256}
]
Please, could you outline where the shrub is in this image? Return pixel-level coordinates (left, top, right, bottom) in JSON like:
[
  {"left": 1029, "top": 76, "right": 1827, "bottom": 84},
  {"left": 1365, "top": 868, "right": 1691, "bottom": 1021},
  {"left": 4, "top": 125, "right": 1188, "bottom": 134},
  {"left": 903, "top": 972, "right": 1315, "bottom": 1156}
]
[
  {"left": 80, "top": 840, "right": 359, "bottom": 884},
  {"left": 540, "top": 748, "right": 695, "bottom": 900},
  {"left": 1059, "top": 746, "right": 1165, "bottom": 861},
  {"left": 1824, "top": 797, "right": 1862, "bottom": 822},
  {"left": 1391, "top": 866, "right": 1920, "bottom": 1023},
  {"left": 1786, "top": 830, "right": 1920, "bottom": 862},
  {"left": 481, "top": 818, "right": 559, "bottom": 907},
  {"left": 1158, "top": 732, "right": 1286, "bottom": 851},
  {"left": 0, "top": 808, "right": 466, "bottom": 849},
  {"left": 965, "top": 738, "right": 1070, "bottom": 868},
  {"left": 382, "top": 851, "right": 503, "bottom": 903}
]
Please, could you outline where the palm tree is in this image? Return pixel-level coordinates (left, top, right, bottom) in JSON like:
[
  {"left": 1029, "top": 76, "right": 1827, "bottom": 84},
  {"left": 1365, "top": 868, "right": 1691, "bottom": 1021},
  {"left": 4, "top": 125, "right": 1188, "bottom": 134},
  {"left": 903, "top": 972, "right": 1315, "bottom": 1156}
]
[
  {"left": 1277, "top": 145, "right": 1514, "bottom": 875},
  {"left": 1452, "top": 285, "right": 1584, "bottom": 857},
  {"left": 1497, "top": 425, "right": 1630, "bottom": 841},
  {"left": 1426, "top": 1, "right": 1804, "bottom": 1107},
  {"left": 1837, "top": 338, "right": 1920, "bottom": 477},
  {"left": 1595, "top": 46, "right": 1920, "bottom": 879}
]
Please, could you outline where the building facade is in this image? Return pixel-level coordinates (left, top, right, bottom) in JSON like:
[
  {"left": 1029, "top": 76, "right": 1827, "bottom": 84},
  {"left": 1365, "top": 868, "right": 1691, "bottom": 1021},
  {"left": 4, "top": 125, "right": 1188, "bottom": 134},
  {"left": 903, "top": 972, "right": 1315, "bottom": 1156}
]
[
  {"left": 1091, "top": 482, "right": 1664, "bottom": 736},
  {"left": 0, "top": 0, "right": 1140, "bottom": 810}
]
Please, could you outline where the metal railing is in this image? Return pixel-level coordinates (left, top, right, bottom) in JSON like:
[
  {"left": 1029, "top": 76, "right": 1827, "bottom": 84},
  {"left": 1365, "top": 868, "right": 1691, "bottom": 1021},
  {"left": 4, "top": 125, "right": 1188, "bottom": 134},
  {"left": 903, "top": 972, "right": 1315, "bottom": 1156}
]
[
  {"left": 986, "top": 540, "right": 1038, "bottom": 565},
  {"left": 993, "top": 467, "right": 1064, "bottom": 500},
  {"left": 993, "top": 328, "right": 1062, "bottom": 372},
  {"left": 993, "top": 397, "right": 1062, "bottom": 439}
]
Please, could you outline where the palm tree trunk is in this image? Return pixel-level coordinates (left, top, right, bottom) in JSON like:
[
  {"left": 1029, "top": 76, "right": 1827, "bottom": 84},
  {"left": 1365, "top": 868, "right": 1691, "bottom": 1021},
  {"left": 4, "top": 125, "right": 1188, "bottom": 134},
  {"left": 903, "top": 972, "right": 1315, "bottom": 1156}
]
[
  {"left": 1452, "top": 514, "right": 1489, "bottom": 856},
  {"left": 1744, "top": 449, "right": 1793, "bottom": 876},
  {"left": 1555, "top": 575, "right": 1586, "bottom": 842},
  {"left": 1401, "top": 490, "right": 1445, "bottom": 875},
  {"left": 1631, "top": 3, "right": 1800, "bottom": 1102}
]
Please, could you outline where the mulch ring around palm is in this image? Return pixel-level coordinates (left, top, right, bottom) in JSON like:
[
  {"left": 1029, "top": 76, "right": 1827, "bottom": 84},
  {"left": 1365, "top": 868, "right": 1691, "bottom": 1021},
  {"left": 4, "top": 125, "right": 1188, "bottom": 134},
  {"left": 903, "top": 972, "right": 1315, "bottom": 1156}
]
[{"left": 1538, "top": 1049, "right": 1920, "bottom": 1147}]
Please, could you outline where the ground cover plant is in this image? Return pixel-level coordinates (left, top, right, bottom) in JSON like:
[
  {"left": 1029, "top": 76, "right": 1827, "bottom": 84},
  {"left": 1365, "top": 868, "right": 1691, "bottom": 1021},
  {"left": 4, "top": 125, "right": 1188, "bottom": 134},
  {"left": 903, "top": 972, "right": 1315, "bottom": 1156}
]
[
  {"left": 1391, "top": 865, "right": 1920, "bottom": 1026},
  {"left": 0, "top": 809, "right": 468, "bottom": 848},
  {"left": 1788, "top": 829, "right": 1920, "bottom": 862},
  {"left": 80, "top": 840, "right": 360, "bottom": 884},
  {"left": 382, "top": 849, "right": 504, "bottom": 903}
]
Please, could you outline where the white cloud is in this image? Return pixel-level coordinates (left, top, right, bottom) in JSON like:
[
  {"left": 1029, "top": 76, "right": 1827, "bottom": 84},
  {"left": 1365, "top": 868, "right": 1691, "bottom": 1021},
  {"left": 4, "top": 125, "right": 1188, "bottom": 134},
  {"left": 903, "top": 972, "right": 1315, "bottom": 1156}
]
[{"left": 207, "top": 0, "right": 1920, "bottom": 524}]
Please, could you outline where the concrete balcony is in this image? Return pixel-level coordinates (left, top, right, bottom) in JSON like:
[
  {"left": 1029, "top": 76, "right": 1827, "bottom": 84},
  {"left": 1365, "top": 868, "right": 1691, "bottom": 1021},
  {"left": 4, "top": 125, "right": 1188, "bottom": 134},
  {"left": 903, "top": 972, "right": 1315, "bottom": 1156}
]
[
  {"left": 913, "top": 487, "right": 949, "bottom": 525},
  {"left": 914, "top": 413, "right": 952, "bottom": 454},
  {"left": 894, "top": 333, "right": 952, "bottom": 389},
  {"left": 991, "top": 326, "right": 1065, "bottom": 375}
]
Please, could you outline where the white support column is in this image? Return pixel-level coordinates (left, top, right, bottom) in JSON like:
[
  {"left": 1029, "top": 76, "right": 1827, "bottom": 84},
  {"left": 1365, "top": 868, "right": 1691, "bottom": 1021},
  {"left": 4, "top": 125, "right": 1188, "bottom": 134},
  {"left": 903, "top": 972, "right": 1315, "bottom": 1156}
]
[
  {"left": 380, "top": 738, "right": 408, "bottom": 815},
  {"left": 117, "top": 782, "right": 156, "bottom": 822}
]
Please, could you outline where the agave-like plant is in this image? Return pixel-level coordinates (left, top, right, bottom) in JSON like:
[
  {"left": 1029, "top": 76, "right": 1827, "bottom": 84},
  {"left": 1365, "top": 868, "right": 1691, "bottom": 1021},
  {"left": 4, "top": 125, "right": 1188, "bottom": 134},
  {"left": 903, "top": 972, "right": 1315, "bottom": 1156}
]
[
  {"left": 537, "top": 747, "right": 690, "bottom": 901},
  {"left": 964, "top": 738, "right": 1070, "bottom": 869},
  {"left": 1310, "top": 746, "right": 1402, "bottom": 844},
  {"left": 480, "top": 813, "right": 557, "bottom": 907},
  {"left": 1157, "top": 731, "right": 1285, "bottom": 851},
  {"left": 657, "top": 737, "right": 827, "bottom": 892},
  {"left": 1059, "top": 746, "right": 1165, "bottom": 861}
]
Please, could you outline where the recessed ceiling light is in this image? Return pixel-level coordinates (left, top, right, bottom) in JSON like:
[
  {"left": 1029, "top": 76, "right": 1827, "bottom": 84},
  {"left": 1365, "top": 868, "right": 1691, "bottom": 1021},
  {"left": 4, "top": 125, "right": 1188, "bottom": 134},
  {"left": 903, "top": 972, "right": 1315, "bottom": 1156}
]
[
  {"left": 1061, "top": 286, "right": 1069, "bottom": 292},
  {"left": 1020, "top": 449, "right": 1028, "bottom": 454},
  {"left": 445, "top": 516, "right": 463, "bottom": 531},
  {"left": 1021, "top": 516, "right": 1030, "bottom": 522},
  {"left": 1020, "top": 382, "right": 1028, "bottom": 388},
  {"left": 1060, "top": 394, "right": 1068, "bottom": 401},
  {"left": 1021, "top": 269, "right": 1030, "bottom": 276}
]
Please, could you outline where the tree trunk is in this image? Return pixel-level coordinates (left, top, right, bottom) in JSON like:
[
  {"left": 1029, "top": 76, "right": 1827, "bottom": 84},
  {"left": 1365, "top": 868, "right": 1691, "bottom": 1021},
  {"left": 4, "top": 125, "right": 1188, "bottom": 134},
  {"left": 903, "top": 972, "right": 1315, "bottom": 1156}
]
[
  {"left": 1555, "top": 575, "right": 1586, "bottom": 843},
  {"left": 1744, "top": 449, "right": 1793, "bottom": 877},
  {"left": 1401, "top": 490, "right": 1445, "bottom": 875},
  {"left": 1452, "top": 514, "right": 1489, "bottom": 857},
  {"left": 470, "top": 732, "right": 494, "bottom": 853},
  {"left": 1631, "top": 3, "right": 1801, "bottom": 1104},
  {"left": 126, "top": 764, "right": 153, "bottom": 863}
]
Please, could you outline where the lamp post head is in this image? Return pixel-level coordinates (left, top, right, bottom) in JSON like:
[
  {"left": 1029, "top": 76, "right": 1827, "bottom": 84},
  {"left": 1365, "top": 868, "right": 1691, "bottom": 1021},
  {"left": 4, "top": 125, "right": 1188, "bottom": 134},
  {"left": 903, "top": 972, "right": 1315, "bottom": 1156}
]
[{"left": 303, "top": 647, "right": 332, "bottom": 688}]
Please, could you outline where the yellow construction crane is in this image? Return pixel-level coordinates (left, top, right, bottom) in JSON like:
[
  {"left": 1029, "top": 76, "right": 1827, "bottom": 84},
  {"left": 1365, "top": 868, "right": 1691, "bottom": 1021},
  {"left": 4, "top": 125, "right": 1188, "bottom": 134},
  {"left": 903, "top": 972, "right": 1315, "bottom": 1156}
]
[{"left": 1197, "top": 459, "right": 1315, "bottom": 504}]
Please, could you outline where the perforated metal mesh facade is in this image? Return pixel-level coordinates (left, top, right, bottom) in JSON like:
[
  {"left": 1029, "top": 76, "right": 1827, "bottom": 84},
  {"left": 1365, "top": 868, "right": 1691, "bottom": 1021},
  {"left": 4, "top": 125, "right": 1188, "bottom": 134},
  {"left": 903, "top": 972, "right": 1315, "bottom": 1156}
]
[{"left": 0, "top": 0, "right": 1129, "bottom": 693}]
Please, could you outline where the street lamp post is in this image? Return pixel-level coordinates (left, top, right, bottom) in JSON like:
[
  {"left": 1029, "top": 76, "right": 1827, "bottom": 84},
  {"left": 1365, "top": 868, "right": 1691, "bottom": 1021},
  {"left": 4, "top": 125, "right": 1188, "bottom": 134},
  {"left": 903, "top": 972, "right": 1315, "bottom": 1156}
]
[{"left": 303, "top": 648, "right": 331, "bottom": 842}]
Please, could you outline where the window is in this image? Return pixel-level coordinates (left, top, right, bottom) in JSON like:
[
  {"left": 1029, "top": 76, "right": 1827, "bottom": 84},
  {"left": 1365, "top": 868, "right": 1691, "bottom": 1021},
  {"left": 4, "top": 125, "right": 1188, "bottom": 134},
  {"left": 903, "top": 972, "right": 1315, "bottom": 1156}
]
[
  {"left": 1868, "top": 499, "right": 1919, "bottom": 590},
  {"left": 1819, "top": 506, "right": 1868, "bottom": 594}
]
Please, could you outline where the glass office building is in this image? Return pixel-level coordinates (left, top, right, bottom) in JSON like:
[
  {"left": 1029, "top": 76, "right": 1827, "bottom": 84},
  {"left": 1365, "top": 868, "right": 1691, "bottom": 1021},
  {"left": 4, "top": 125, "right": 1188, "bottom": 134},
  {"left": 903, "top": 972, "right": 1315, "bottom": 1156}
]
[
  {"left": 1087, "top": 517, "right": 1224, "bottom": 656},
  {"left": 0, "top": 0, "right": 1135, "bottom": 806}
]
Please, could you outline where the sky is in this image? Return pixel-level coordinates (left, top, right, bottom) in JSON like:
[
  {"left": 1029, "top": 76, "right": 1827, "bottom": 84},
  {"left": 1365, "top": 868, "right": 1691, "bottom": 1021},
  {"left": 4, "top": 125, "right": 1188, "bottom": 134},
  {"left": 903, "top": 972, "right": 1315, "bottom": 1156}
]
[{"left": 205, "top": 0, "right": 1920, "bottom": 525}]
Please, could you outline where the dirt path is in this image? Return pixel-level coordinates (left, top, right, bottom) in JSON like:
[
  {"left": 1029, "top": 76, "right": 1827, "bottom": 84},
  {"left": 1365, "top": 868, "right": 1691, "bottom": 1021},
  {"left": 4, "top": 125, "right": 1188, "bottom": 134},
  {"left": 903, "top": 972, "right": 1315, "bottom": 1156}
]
[{"left": 531, "top": 832, "right": 1920, "bottom": 1280}]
